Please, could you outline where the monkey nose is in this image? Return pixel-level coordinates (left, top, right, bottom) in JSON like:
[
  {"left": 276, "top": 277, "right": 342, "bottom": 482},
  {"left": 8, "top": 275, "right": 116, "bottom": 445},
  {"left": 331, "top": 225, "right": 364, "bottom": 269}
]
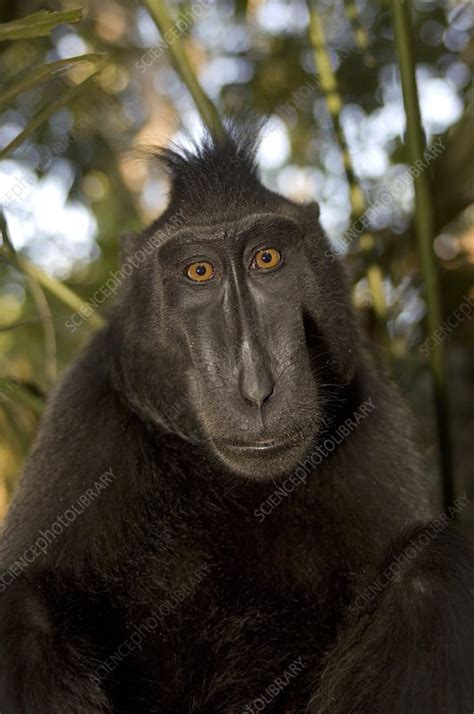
[
  {"left": 241, "top": 374, "right": 274, "bottom": 409},
  {"left": 239, "top": 339, "right": 274, "bottom": 409}
]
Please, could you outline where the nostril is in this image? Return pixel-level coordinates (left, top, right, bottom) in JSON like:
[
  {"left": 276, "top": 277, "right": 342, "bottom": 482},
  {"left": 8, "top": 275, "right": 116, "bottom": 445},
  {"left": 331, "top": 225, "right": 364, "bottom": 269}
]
[
  {"left": 261, "top": 384, "right": 274, "bottom": 406},
  {"left": 241, "top": 379, "right": 274, "bottom": 409}
]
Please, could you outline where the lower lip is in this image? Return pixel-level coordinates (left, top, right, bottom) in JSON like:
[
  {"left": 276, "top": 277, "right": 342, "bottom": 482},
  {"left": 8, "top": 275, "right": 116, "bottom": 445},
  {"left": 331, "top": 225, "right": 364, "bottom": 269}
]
[{"left": 218, "top": 441, "right": 292, "bottom": 454}]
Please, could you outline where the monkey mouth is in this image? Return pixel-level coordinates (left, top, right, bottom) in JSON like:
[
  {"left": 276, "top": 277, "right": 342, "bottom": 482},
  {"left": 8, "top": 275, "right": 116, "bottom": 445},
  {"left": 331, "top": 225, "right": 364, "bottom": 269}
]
[
  {"left": 210, "top": 433, "right": 312, "bottom": 479},
  {"left": 210, "top": 432, "right": 308, "bottom": 473},
  {"left": 208, "top": 430, "right": 315, "bottom": 479},
  {"left": 219, "top": 439, "right": 289, "bottom": 453}
]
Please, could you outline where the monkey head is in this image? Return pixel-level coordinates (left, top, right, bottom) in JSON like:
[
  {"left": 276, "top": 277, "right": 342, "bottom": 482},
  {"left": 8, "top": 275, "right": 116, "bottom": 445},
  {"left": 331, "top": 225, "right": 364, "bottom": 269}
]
[{"left": 114, "top": 124, "right": 359, "bottom": 480}]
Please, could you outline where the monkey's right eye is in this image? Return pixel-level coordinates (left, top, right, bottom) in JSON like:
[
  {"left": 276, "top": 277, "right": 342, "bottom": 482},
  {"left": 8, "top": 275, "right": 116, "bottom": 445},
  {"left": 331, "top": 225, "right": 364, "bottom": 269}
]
[{"left": 185, "top": 261, "right": 215, "bottom": 283}]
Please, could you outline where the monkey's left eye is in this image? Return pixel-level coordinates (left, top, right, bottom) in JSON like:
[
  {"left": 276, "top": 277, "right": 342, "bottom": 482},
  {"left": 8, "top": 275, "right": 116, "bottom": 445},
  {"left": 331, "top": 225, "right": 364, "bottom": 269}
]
[
  {"left": 185, "top": 261, "right": 215, "bottom": 283},
  {"left": 251, "top": 248, "right": 282, "bottom": 271}
]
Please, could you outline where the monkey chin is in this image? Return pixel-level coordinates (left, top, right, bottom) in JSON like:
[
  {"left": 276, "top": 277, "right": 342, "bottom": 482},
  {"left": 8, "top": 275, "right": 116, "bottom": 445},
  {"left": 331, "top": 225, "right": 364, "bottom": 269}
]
[{"left": 211, "top": 436, "right": 313, "bottom": 481}]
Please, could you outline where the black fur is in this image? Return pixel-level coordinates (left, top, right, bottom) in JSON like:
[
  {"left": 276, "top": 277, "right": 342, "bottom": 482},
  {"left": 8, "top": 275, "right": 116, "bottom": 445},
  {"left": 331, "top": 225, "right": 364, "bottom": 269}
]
[{"left": 1, "top": 124, "right": 473, "bottom": 713}]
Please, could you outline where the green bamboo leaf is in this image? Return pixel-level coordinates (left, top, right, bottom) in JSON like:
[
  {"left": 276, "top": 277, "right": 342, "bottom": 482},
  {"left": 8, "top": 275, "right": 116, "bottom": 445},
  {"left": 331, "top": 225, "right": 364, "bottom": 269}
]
[
  {"left": 0, "top": 70, "right": 100, "bottom": 159},
  {"left": 0, "top": 9, "right": 82, "bottom": 42},
  {"left": 0, "top": 378, "right": 44, "bottom": 415},
  {"left": 0, "top": 216, "right": 57, "bottom": 387},
  {"left": 0, "top": 401, "right": 33, "bottom": 458},
  {"left": 392, "top": 0, "right": 453, "bottom": 511},
  {"left": 0, "top": 318, "right": 45, "bottom": 333},
  {"left": 142, "top": 0, "right": 225, "bottom": 139},
  {"left": 0, "top": 54, "right": 103, "bottom": 113}
]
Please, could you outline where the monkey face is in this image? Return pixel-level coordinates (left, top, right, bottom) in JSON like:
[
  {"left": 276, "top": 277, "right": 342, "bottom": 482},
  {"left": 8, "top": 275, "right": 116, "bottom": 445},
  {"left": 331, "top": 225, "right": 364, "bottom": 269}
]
[
  {"left": 117, "top": 204, "right": 355, "bottom": 482},
  {"left": 152, "top": 213, "right": 320, "bottom": 478}
]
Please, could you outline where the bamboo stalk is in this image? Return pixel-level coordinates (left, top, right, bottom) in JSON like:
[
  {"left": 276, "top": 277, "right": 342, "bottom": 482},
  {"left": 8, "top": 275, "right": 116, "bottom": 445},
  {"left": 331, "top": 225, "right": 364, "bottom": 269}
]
[
  {"left": 20, "top": 260, "right": 57, "bottom": 386},
  {"left": 306, "top": 3, "right": 387, "bottom": 322},
  {"left": 19, "top": 260, "right": 105, "bottom": 331},
  {"left": 392, "top": 0, "right": 453, "bottom": 511},
  {"left": 1, "top": 219, "right": 105, "bottom": 332},
  {"left": 143, "top": 0, "right": 225, "bottom": 139},
  {"left": 342, "top": 0, "right": 374, "bottom": 65}
]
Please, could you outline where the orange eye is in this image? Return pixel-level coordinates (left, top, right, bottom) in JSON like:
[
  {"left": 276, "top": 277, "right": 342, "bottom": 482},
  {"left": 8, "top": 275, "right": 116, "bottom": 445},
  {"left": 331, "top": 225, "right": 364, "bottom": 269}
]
[
  {"left": 253, "top": 248, "right": 282, "bottom": 270},
  {"left": 185, "top": 261, "right": 215, "bottom": 282}
]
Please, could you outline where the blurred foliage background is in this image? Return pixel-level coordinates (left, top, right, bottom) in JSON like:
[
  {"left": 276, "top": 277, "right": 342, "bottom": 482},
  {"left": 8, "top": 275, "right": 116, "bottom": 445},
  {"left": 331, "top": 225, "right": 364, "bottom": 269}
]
[{"left": 0, "top": 0, "right": 473, "bottom": 523}]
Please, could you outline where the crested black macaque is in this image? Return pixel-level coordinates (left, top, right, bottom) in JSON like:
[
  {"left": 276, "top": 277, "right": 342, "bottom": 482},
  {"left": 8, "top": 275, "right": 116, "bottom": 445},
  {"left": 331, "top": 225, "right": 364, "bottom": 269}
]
[{"left": 1, "top": 124, "right": 473, "bottom": 714}]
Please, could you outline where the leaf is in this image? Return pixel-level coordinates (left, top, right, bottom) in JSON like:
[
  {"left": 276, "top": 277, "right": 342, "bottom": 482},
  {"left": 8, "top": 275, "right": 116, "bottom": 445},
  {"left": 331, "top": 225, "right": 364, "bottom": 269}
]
[
  {"left": 0, "top": 378, "right": 44, "bottom": 415},
  {"left": 0, "top": 9, "right": 82, "bottom": 42},
  {"left": 0, "top": 401, "right": 32, "bottom": 458},
  {"left": 0, "top": 69, "right": 101, "bottom": 159},
  {"left": 0, "top": 54, "right": 103, "bottom": 113},
  {"left": 0, "top": 318, "right": 49, "bottom": 333}
]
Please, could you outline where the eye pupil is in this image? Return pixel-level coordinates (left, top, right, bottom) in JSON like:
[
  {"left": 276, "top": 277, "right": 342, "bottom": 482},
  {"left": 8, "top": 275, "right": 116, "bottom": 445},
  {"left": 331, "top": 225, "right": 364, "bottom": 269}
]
[
  {"left": 196, "top": 264, "right": 207, "bottom": 276},
  {"left": 261, "top": 252, "right": 272, "bottom": 263}
]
